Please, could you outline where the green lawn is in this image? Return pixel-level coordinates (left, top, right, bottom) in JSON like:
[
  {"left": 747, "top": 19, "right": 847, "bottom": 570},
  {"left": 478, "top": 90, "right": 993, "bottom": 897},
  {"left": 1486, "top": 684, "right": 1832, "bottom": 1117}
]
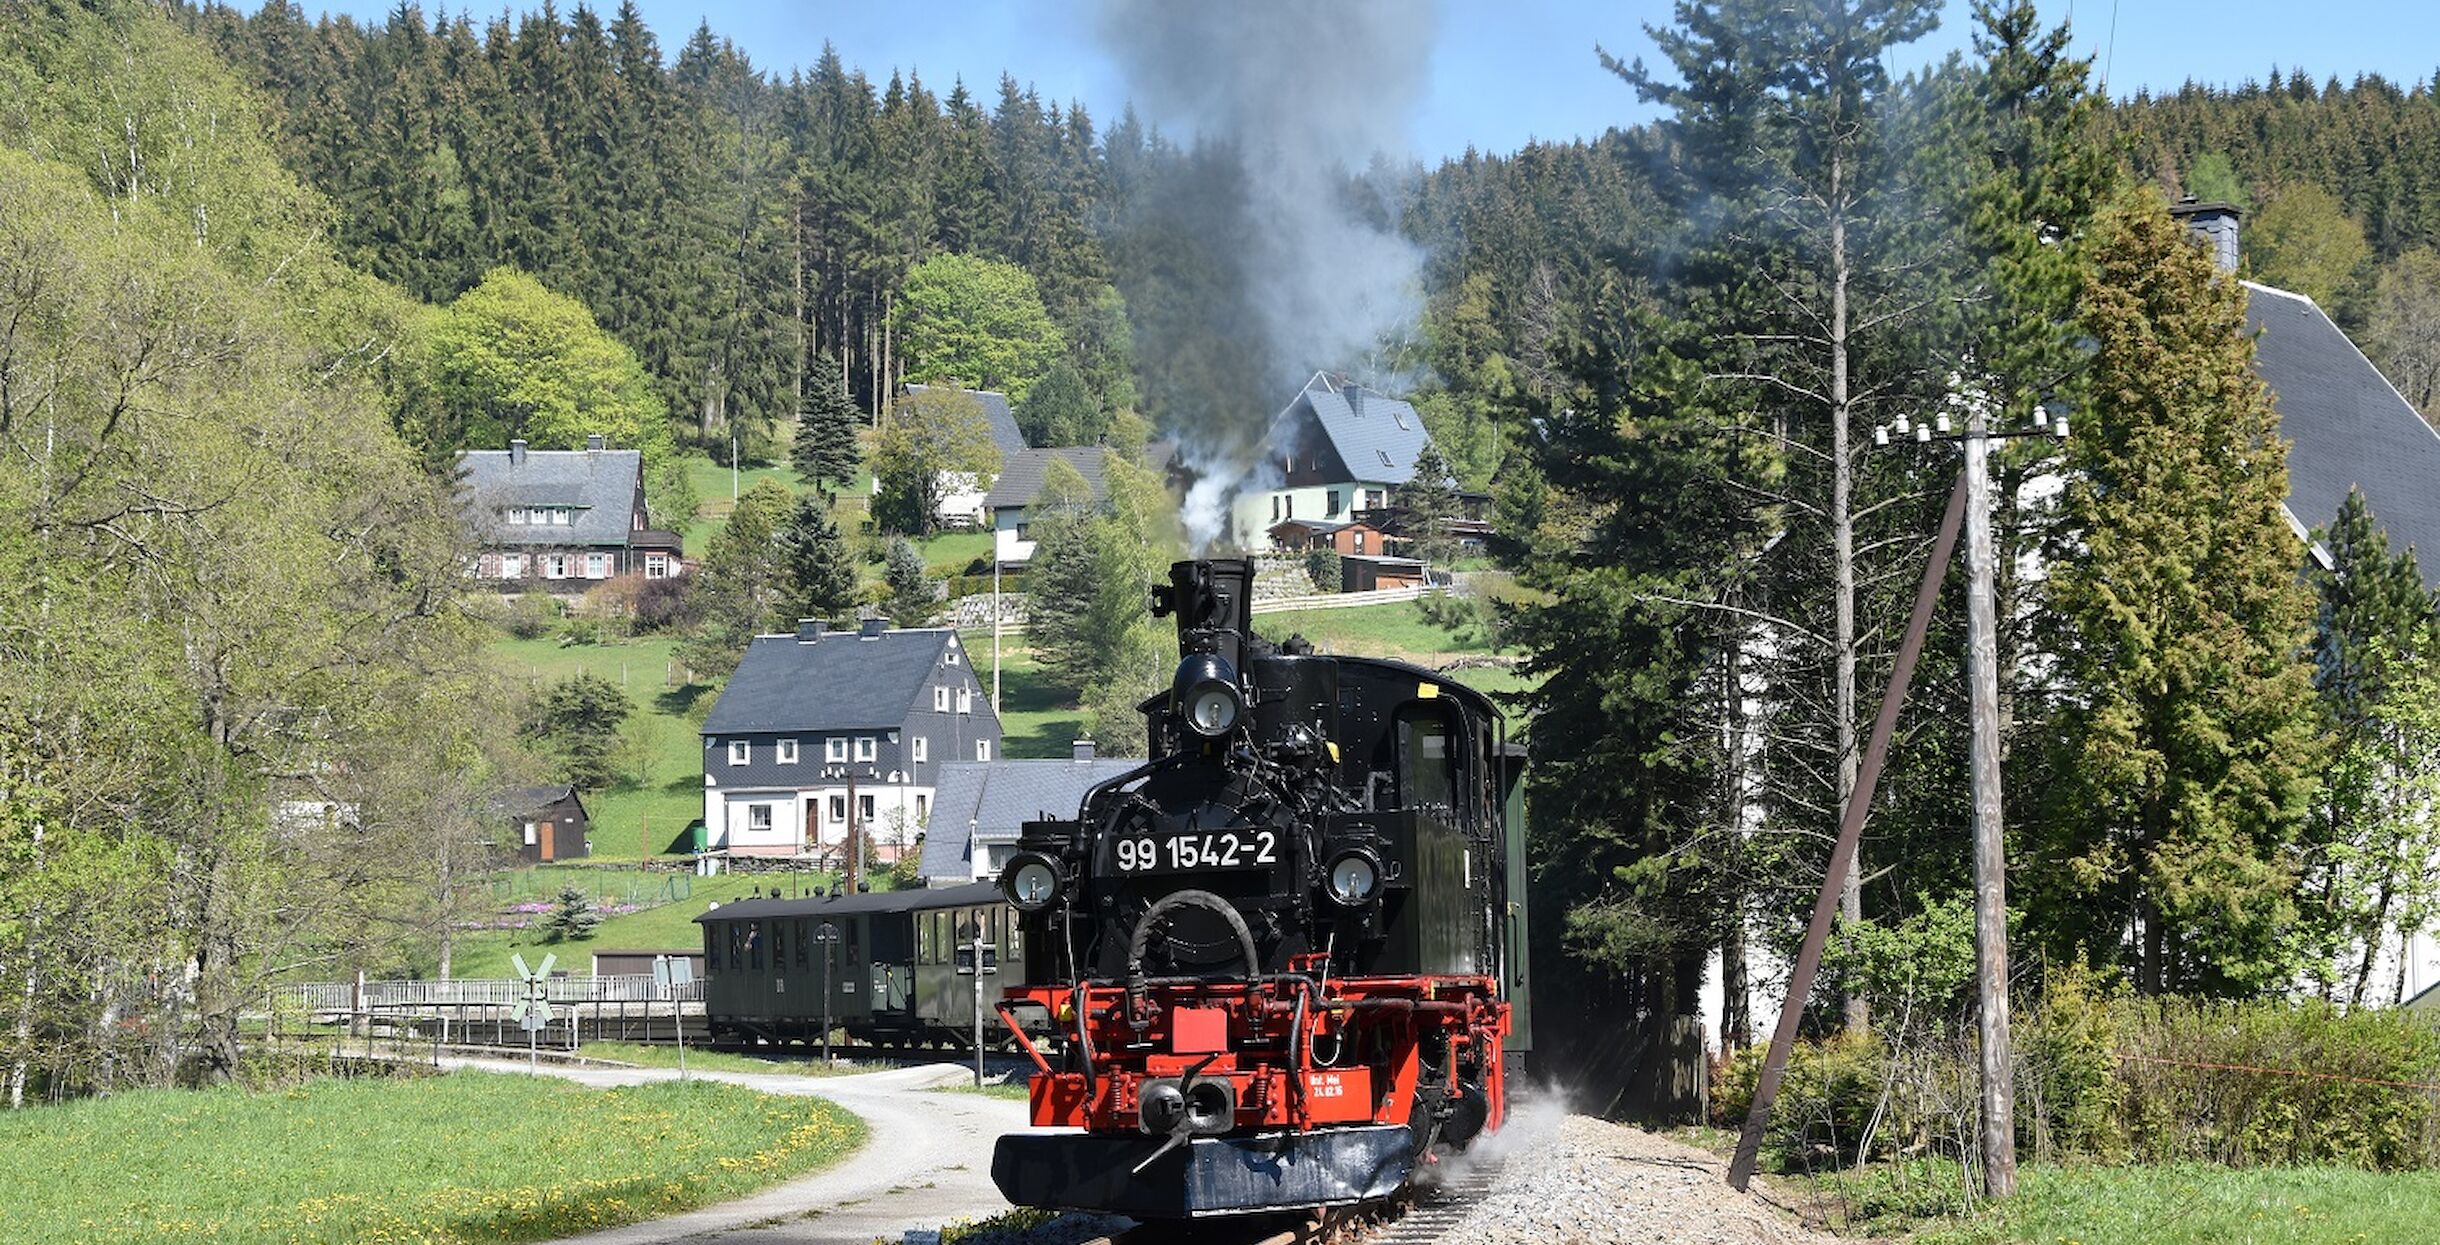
[
  {"left": 560, "top": 1041, "right": 883, "bottom": 1077},
  {"left": 447, "top": 872, "right": 829, "bottom": 979},
  {"left": 489, "top": 634, "right": 706, "bottom": 862},
  {"left": 1252, "top": 600, "right": 1498, "bottom": 667},
  {"left": 1940, "top": 1164, "right": 2440, "bottom": 1245},
  {"left": 0, "top": 1071, "right": 862, "bottom": 1245},
  {"left": 961, "top": 633, "right": 1088, "bottom": 760},
  {"left": 915, "top": 529, "right": 995, "bottom": 577}
]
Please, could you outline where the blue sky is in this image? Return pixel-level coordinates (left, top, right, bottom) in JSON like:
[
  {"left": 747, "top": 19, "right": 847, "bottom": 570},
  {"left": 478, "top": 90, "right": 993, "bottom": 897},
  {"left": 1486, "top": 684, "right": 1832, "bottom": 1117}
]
[{"left": 296, "top": 1, "right": 2435, "bottom": 161}]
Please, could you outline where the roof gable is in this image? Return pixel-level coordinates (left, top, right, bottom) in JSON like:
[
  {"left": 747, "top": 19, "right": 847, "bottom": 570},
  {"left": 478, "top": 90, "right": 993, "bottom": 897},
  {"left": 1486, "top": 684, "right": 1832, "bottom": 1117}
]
[
  {"left": 905, "top": 384, "right": 1027, "bottom": 457},
  {"left": 701, "top": 628, "right": 966, "bottom": 734},
  {"left": 455, "top": 447, "right": 643, "bottom": 546},
  {"left": 2244, "top": 282, "right": 2440, "bottom": 588},
  {"left": 985, "top": 446, "right": 1113, "bottom": 511},
  {"left": 1272, "top": 373, "right": 1432, "bottom": 486}
]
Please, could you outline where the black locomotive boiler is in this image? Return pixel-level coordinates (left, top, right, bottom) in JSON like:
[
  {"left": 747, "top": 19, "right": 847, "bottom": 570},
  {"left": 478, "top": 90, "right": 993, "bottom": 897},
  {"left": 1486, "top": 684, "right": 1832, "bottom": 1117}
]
[{"left": 989, "top": 558, "right": 1532, "bottom": 1219}]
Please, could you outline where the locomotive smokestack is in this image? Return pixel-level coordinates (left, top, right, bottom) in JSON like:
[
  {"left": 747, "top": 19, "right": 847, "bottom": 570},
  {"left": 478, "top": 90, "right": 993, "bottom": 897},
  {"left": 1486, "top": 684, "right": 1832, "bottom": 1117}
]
[{"left": 1153, "top": 559, "right": 1257, "bottom": 673}]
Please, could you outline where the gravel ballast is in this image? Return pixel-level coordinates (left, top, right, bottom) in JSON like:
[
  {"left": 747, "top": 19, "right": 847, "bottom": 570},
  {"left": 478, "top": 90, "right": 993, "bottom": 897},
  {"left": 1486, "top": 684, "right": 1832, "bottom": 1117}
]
[{"left": 1443, "top": 1108, "right": 1844, "bottom": 1245}]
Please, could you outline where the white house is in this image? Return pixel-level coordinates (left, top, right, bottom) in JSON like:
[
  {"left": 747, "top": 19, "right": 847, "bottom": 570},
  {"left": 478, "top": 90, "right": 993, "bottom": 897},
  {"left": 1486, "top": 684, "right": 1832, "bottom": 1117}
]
[
  {"left": 697, "top": 619, "right": 1002, "bottom": 863},
  {"left": 901, "top": 384, "right": 1030, "bottom": 528},
  {"left": 1228, "top": 373, "right": 1435, "bottom": 552}
]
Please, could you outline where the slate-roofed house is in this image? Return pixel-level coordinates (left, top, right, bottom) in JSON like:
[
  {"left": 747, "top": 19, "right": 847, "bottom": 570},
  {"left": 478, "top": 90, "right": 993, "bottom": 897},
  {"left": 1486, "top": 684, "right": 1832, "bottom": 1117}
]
[
  {"left": 903, "top": 384, "right": 1029, "bottom": 528},
  {"left": 983, "top": 441, "right": 1181, "bottom": 565},
  {"left": 699, "top": 619, "right": 1001, "bottom": 862},
  {"left": 2168, "top": 200, "right": 2440, "bottom": 583},
  {"left": 456, "top": 437, "right": 685, "bottom": 588},
  {"left": 2243, "top": 280, "right": 2440, "bottom": 584},
  {"left": 916, "top": 740, "right": 1145, "bottom": 884},
  {"left": 1228, "top": 373, "right": 1438, "bottom": 552}
]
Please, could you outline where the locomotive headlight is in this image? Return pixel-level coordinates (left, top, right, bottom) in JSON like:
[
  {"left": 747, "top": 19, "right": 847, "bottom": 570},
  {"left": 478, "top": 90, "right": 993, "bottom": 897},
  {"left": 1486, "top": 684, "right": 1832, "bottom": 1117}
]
[
  {"left": 1001, "top": 852, "right": 1063, "bottom": 912},
  {"left": 1324, "top": 847, "right": 1384, "bottom": 906},
  {"left": 1172, "top": 653, "right": 1243, "bottom": 738}
]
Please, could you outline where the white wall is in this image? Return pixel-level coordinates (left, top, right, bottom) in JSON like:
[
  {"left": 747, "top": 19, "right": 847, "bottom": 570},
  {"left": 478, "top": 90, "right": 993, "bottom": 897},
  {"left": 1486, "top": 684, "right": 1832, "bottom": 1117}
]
[
  {"left": 1229, "top": 481, "right": 1392, "bottom": 550},
  {"left": 993, "top": 508, "right": 1034, "bottom": 564},
  {"left": 707, "top": 782, "right": 932, "bottom": 854}
]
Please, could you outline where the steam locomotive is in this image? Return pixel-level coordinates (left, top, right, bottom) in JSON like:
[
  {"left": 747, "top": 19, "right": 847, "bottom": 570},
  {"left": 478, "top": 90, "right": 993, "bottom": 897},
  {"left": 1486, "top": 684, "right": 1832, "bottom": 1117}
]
[{"left": 988, "top": 559, "right": 1531, "bottom": 1219}]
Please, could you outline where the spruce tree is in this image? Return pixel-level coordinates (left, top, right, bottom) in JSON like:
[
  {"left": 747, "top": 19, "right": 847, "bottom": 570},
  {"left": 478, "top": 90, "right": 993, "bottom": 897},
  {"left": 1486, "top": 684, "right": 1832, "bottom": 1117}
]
[
  {"left": 1014, "top": 359, "right": 1101, "bottom": 447},
  {"left": 1021, "top": 457, "right": 1103, "bottom": 690},
  {"left": 2031, "top": 194, "right": 2325, "bottom": 996},
  {"left": 777, "top": 494, "right": 858, "bottom": 624},
  {"left": 793, "top": 352, "right": 864, "bottom": 493},
  {"left": 1399, "top": 441, "right": 1461, "bottom": 567},
  {"left": 883, "top": 537, "right": 937, "bottom": 626}
]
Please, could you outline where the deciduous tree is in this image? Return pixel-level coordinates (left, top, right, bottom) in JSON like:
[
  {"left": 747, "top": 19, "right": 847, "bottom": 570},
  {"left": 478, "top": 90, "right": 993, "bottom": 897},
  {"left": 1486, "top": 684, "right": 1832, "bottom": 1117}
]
[
  {"left": 892, "top": 253, "right": 1065, "bottom": 400},
  {"left": 874, "top": 384, "right": 1003, "bottom": 536}
]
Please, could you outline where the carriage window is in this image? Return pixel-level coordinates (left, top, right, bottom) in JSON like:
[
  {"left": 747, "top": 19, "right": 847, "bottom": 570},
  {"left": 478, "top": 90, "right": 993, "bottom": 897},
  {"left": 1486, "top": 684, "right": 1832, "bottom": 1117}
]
[
  {"left": 917, "top": 913, "right": 932, "bottom": 964},
  {"left": 728, "top": 924, "right": 743, "bottom": 971},
  {"left": 773, "top": 921, "right": 786, "bottom": 969},
  {"left": 706, "top": 925, "right": 720, "bottom": 970},
  {"left": 1397, "top": 707, "right": 1459, "bottom": 816},
  {"left": 747, "top": 922, "right": 763, "bottom": 970},
  {"left": 796, "top": 920, "right": 809, "bottom": 969}
]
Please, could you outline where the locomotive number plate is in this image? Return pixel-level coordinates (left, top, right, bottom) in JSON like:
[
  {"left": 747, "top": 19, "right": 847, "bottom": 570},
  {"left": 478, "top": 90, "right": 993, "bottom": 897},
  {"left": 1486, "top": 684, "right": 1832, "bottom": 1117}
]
[{"left": 1114, "top": 830, "right": 1279, "bottom": 874}]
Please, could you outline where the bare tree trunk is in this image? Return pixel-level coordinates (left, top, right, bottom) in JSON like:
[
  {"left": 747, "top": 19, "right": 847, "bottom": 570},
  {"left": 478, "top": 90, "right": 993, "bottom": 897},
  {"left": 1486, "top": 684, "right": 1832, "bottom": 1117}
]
[
  {"left": 1827, "top": 152, "right": 1867, "bottom": 1034},
  {"left": 2351, "top": 879, "right": 2396, "bottom": 1006}
]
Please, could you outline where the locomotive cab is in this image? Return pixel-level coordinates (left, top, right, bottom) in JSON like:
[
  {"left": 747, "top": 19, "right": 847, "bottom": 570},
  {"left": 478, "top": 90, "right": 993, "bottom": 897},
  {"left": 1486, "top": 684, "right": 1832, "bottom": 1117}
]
[{"left": 990, "top": 559, "right": 1525, "bottom": 1219}]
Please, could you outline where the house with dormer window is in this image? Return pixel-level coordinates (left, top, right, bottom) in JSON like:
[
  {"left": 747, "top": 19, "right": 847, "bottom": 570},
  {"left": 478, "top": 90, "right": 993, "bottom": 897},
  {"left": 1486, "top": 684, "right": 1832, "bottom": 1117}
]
[
  {"left": 1228, "top": 373, "right": 1438, "bottom": 552},
  {"left": 697, "top": 618, "right": 1002, "bottom": 864},
  {"left": 456, "top": 436, "right": 686, "bottom": 589}
]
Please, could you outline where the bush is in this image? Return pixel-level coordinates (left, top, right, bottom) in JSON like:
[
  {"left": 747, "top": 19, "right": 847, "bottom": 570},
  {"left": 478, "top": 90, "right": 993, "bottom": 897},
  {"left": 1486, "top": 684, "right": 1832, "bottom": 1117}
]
[
  {"left": 504, "top": 589, "right": 560, "bottom": 639},
  {"left": 557, "top": 615, "right": 601, "bottom": 646},
  {"left": 1304, "top": 547, "right": 1342, "bottom": 592}
]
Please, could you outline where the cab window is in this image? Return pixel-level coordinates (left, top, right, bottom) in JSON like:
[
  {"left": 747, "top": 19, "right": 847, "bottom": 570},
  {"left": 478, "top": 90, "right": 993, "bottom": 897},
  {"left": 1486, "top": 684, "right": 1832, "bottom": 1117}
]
[{"left": 1397, "top": 706, "right": 1460, "bottom": 817}]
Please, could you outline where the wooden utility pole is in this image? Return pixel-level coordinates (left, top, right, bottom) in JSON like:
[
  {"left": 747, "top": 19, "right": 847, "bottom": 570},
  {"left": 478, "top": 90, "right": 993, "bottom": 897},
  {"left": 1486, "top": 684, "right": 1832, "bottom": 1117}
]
[{"left": 1963, "top": 410, "right": 2017, "bottom": 1197}]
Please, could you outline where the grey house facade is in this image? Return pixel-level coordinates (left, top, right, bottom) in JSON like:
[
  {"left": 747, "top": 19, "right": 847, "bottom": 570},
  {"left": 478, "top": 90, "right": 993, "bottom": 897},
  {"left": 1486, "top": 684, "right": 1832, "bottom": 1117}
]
[
  {"left": 699, "top": 621, "right": 1002, "bottom": 861},
  {"left": 456, "top": 437, "right": 685, "bottom": 588},
  {"left": 916, "top": 741, "right": 1145, "bottom": 884}
]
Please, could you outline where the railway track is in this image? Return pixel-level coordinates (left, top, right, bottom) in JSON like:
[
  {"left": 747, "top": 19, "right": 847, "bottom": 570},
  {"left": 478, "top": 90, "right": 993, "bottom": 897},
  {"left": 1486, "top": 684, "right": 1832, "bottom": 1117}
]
[{"left": 1056, "top": 1154, "right": 1508, "bottom": 1245}]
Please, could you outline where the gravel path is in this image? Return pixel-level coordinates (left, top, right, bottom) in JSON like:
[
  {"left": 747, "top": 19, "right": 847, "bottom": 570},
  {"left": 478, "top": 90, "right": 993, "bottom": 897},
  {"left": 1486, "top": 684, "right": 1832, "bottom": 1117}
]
[
  {"left": 1443, "top": 1106, "right": 1845, "bottom": 1245},
  {"left": 441, "top": 1057, "right": 1025, "bottom": 1245}
]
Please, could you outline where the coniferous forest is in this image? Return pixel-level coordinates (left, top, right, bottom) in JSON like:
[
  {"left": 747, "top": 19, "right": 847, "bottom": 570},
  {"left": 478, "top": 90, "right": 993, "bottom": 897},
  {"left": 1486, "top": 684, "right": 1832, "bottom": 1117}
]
[{"left": 14, "top": 0, "right": 2440, "bottom": 1159}]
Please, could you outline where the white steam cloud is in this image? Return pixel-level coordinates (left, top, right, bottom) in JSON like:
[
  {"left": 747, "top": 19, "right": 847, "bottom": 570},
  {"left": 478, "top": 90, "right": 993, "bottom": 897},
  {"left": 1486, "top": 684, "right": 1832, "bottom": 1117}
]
[{"left": 1093, "top": 0, "right": 1437, "bottom": 549}]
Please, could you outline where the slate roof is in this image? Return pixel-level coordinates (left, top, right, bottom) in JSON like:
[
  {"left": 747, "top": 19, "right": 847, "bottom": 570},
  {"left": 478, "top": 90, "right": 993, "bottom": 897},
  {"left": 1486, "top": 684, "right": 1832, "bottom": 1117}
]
[
  {"left": 904, "top": 384, "right": 1027, "bottom": 458},
  {"left": 694, "top": 880, "right": 1001, "bottom": 923},
  {"left": 495, "top": 785, "right": 582, "bottom": 816},
  {"left": 985, "top": 446, "right": 1115, "bottom": 511},
  {"left": 2245, "top": 281, "right": 2440, "bottom": 587},
  {"left": 701, "top": 628, "right": 961, "bottom": 735},
  {"left": 917, "top": 756, "right": 1149, "bottom": 880},
  {"left": 1276, "top": 372, "right": 1434, "bottom": 486},
  {"left": 455, "top": 446, "right": 642, "bottom": 547}
]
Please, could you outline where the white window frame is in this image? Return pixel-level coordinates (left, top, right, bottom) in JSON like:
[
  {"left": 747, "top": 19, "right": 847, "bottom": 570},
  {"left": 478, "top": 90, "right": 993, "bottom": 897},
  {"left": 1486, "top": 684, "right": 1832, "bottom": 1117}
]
[
  {"left": 500, "top": 553, "right": 527, "bottom": 578},
  {"left": 727, "top": 740, "right": 749, "bottom": 766},
  {"left": 746, "top": 803, "right": 773, "bottom": 832},
  {"left": 522, "top": 821, "right": 538, "bottom": 846},
  {"left": 956, "top": 688, "right": 973, "bottom": 715},
  {"left": 825, "top": 737, "right": 847, "bottom": 763},
  {"left": 858, "top": 794, "right": 875, "bottom": 822},
  {"left": 854, "top": 736, "right": 877, "bottom": 762},
  {"left": 544, "top": 554, "right": 569, "bottom": 579},
  {"left": 916, "top": 793, "right": 929, "bottom": 820},
  {"left": 912, "top": 736, "right": 928, "bottom": 763},
  {"left": 976, "top": 740, "right": 992, "bottom": 762},
  {"left": 584, "top": 552, "right": 611, "bottom": 578},
  {"left": 645, "top": 552, "right": 671, "bottom": 579},
  {"left": 829, "top": 794, "right": 847, "bottom": 823},
  {"left": 776, "top": 739, "right": 799, "bottom": 764},
  {"left": 934, "top": 686, "right": 950, "bottom": 712}
]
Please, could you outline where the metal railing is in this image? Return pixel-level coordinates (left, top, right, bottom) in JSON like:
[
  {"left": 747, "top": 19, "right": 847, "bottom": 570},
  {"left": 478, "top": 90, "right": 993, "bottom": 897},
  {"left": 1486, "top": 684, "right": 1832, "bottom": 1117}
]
[{"left": 271, "top": 973, "right": 702, "bottom": 1019}]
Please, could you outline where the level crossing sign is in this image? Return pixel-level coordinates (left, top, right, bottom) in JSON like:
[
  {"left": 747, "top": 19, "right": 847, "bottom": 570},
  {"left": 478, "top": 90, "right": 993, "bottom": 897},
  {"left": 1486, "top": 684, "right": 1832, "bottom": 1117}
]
[{"left": 510, "top": 952, "right": 557, "bottom": 1032}]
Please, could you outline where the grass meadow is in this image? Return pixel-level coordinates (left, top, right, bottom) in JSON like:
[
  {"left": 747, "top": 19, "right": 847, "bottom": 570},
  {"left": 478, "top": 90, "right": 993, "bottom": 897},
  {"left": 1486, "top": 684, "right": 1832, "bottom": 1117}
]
[
  {"left": 0, "top": 1071, "right": 861, "bottom": 1245},
  {"left": 1901, "top": 1163, "right": 2440, "bottom": 1244}
]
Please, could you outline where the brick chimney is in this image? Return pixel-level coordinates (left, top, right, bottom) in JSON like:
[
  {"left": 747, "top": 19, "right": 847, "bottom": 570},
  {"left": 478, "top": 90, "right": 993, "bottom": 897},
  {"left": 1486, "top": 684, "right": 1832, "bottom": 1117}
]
[
  {"left": 796, "top": 618, "right": 828, "bottom": 643},
  {"left": 1071, "top": 737, "right": 1095, "bottom": 762},
  {"left": 2169, "top": 195, "right": 2242, "bottom": 273},
  {"left": 586, "top": 433, "right": 605, "bottom": 452},
  {"left": 508, "top": 438, "right": 527, "bottom": 466}
]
